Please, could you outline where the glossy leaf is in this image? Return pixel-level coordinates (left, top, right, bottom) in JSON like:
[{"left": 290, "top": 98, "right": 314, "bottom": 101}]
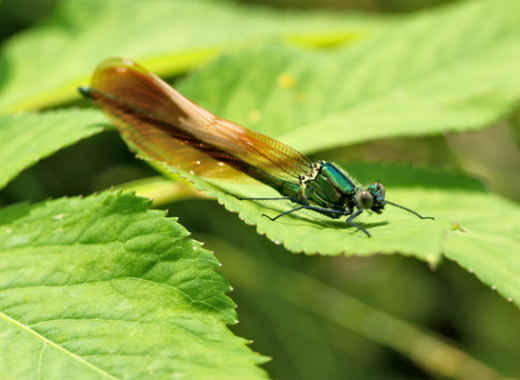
[{"left": 0, "top": 192, "right": 268, "bottom": 380}]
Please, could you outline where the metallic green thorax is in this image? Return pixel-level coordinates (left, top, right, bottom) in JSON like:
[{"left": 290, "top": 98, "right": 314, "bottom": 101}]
[
  {"left": 274, "top": 160, "right": 358, "bottom": 212},
  {"left": 303, "top": 161, "right": 356, "bottom": 209}
]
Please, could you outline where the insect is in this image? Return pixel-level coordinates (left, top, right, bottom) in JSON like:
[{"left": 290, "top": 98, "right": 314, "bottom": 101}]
[{"left": 79, "top": 57, "right": 433, "bottom": 237}]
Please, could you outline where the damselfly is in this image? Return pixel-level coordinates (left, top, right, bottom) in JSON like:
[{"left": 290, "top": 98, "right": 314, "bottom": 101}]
[{"left": 79, "top": 58, "right": 433, "bottom": 237}]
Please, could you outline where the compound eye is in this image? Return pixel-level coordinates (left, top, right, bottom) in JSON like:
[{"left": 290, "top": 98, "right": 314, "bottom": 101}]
[
  {"left": 356, "top": 190, "right": 373, "bottom": 210},
  {"left": 376, "top": 182, "right": 385, "bottom": 199}
]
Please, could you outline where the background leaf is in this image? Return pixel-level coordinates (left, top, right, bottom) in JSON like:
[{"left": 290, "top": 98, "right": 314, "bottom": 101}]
[
  {"left": 0, "top": 192, "right": 268, "bottom": 380},
  {"left": 176, "top": 0, "right": 520, "bottom": 154},
  {"left": 0, "top": 0, "right": 381, "bottom": 113},
  {"left": 0, "top": 109, "right": 107, "bottom": 190}
]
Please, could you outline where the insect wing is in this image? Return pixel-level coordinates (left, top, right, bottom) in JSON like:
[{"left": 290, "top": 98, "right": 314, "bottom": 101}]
[{"left": 87, "top": 57, "right": 312, "bottom": 181}]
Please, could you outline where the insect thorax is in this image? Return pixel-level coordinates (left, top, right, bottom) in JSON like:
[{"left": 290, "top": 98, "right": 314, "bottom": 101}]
[
  {"left": 298, "top": 161, "right": 357, "bottom": 209},
  {"left": 299, "top": 161, "right": 322, "bottom": 186}
]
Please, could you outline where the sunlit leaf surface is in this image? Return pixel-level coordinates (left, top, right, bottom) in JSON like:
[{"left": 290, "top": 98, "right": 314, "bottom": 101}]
[
  {"left": 166, "top": 162, "right": 520, "bottom": 310},
  {"left": 0, "top": 192, "right": 268, "bottom": 380}
]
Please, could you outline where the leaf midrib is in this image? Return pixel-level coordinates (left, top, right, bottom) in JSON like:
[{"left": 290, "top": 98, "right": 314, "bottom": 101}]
[{"left": 0, "top": 311, "right": 121, "bottom": 380}]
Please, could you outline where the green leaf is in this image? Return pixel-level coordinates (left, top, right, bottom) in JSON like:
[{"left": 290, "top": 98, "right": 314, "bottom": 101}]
[
  {"left": 0, "top": 109, "right": 108, "bottom": 190},
  {"left": 443, "top": 202, "right": 520, "bottom": 309},
  {"left": 168, "top": 163, "right": 457, "bottom": 262},
  {"left": 175, "top": 0, "right": 520, "bottom": 153},
  {"left": 0, "top": 0, "right": 379, "bottom": 113},
  {"left": 0, "top": 192, "right": 268, "bottom": 380},
  {"left": 147, "top": 161, "right": 520, "bottom": 307}
]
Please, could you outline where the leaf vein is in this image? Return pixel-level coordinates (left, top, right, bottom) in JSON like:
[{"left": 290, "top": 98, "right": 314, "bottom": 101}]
[{"left": 0, "top": 311, "right": 121, "bottom": 380}]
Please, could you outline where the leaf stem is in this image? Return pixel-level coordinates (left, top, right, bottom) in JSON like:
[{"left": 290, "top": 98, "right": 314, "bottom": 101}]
[
  {"left": 280, "top": 270, "right": 509, "bottom": 380},
  {"left": 117, "top": 177, "right": 210, "bottom": 206}
]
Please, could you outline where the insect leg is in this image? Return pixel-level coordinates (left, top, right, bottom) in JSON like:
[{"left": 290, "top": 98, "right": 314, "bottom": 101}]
[
  {"left": 346, "top": 209, "right": 371, "bottom": 237},
  {"left": 237, "top": 196, "right": 292, "bottom": 201},
  {"left": 262, "top": 206, "right": 306, "bottom": 221},
  {"left": 299, "top": 205, "right": 348, "bottom": 219}
]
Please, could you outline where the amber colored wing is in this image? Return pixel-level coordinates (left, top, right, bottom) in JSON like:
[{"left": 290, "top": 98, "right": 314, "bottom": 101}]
[{"left": 83, "top": 57, "right": 312, "bottom": 184}]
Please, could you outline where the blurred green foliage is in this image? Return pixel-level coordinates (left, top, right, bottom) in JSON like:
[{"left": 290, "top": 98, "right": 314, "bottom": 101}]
[
  {"left": 1, "top": 0, "right": 519, "bottom": 380},
  {"left": 237, "top": 0, "right": 459, "bottom": 12},
  {"left": 0, "top": 0, "right": 56, "bottom": 41}
]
